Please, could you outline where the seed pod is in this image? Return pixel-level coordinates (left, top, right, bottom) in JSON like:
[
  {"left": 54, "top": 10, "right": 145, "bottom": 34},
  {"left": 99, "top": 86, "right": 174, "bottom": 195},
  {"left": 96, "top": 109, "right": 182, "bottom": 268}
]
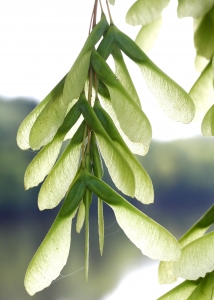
[
  {"left": 60, "top": 171, "right": 86, "bottom": 218},
  {"left": 83, "top": 187, "right": 92, "bottom": 281},
  {"left": 90, "top": 132, "right": 104, "bottom": 179},
  {"left": 79, "top": 96, "right": 135, "bottom": 198},
  {"left": 91, "top": 49, "right": 152, "bottom": 149},
  {"left": 97, "top": 25, "right": 115, "bottom": 60},
  {"left": 86, "top": 172, "right": 180, "bottom": 261},
  {"left": 93, "top": 98, "right": 154, "bottom": 204}
]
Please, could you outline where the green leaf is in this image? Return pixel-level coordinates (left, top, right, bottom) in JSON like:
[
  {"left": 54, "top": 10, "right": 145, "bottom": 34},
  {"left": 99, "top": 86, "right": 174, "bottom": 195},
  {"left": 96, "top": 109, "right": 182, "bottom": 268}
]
[
  {"left": 114, "top": 26, "right": 196, "bottom": 123},
  {"left": 79, "top": 97, "right": 136, "bottom": 198},
  {"left": 194, "top": 7, "right": 214, "bottom": 60},
  {"left": 76, "top": 201, "right": 85, "bottom": 233},
  {"left": 159, "top": 205, "right": 214, "bottom": 284},
  {"left": 17, "top": 75, "right": 66, "bottom": 150},
  {"left": 38, "top": 123, "right": 85, "bottom": 210},
  {"left": 201, "top": 104, "right": 214, "bottom": 136},
  {"left": 187, "top": 271, "right": 214, "bottom": 299},
  {"left": 157, "top": 280, "right": 199, "bottom": 300},
  {"left": 173, "top": 231, "right": 214, "bottom": 280},
  {"left": 108, "top": 0, "right": 115, "bottom": 5},
  {"left": 189, "top": 61, "right": 214, "bottom": 122},
  {"left": 24, "top": 212, "right": 74, "bottom": 296},
  {"left": 91, "top": 49, "right": 152, "bottom": 150},
  {"left": 135, "top": 17, "right": 162, "bottom": 53},
  {"left": 112, "top": 46, "right": 141, "bottom": 107},
  {"left": 86, "top": 174, "right": 180, "bottom": 261},
  {"left": 126, "top": 0, "right": 169, "bottom": 26},
  {"left": 177, "top": 0, "right": 214, "bottom": 18},
  {"left": 94, "top": 99, "right": 154, "bottom": 204}
]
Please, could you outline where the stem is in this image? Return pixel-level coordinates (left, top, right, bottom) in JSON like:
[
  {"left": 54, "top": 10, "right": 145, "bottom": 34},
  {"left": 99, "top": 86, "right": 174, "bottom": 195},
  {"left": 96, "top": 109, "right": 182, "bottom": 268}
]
[
  {"left": 89, "top": 0, "right": 99, "bottom": 34},
  {"left": 81, "top": 125, "right": 88, "bottom": 169},
  {"left": 106, "top": 0, "right": 113, "bottom": 24},
  {"left": 94, "top": 72, "right": 99, "bottom": 98},
  {"left": 84, "top": 189, "right": 90, "bottom": 281},
  {"left": 99, "top": 0, "right": 104, "bottom": 13}
]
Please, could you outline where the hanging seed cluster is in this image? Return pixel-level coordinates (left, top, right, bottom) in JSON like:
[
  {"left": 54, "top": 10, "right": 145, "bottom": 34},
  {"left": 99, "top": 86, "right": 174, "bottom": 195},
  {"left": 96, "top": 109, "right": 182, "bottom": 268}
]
[{"left": 17, "top": 8, "right": 196, "bottom": 296}]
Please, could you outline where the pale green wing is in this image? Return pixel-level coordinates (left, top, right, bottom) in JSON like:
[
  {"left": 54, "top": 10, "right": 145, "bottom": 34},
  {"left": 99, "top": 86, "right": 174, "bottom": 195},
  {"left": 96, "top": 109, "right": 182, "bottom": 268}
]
[
  {"left": 179, "top": 204, "right": 214, "bottom": 248},
  {"left": 86, "top": 174, "right": 180, "bottom": 261},
  {"left": 189, "top": 62, "right": 214, "bottom": 122},
  {"left": 187, "top": 271, "right": 214, "bottom": 300},
  {"left": 157, "top": 280, "right": 199, "bottom": 300},
  {"left": 17, "top": 75, "right": 66, "bottom": 150},
  {"left": 29, "top": 15, "right": 108, "bottom": 150},
  {"left": 111, "top": 46, "right": 141, "bottom": 107},
  {"left": 212, "top": 55, "right": 214, "bottom": 76},
  {"left": 38, "top": 123, "right": 85, "bottom": 210},
  {"left": 25, "top": 173, "right": 85, "bottom": 295},
  {"left": 194, "top": 8, "right": 214, "bottom": 60},
  {"left": 95, "top": 134, "right": 135, "bottom": 197},
  {"left": 201, "top": 104, "right": 214, "bottom": 136},
  {"left": 99, "top": 92, "right": 149, "bottom": 155},
  {"left": 76, "top": 201, "right": 85, "bottom": 233},
  {"left": 159, "top": 205, "right": 214, "bottom": 284},
  {"left": 173, "top": 231, "right": 214, "bottom": 280},
  {"left": 158, "top": 261, "right": 178, "bottom": 284},
  {"left": 94, "top": 99, "right": 154, "bottom": 204},
  {"left": 80, "top": 97, "right": 135, "bottom": 198},
  {"left": 24, "top": 99, "right": 82, "bottom": 189},
  {"left": 24, "top": 212, "right": 74, "bottom": 296},
  {"left": 126, "top": 0, "right": 169, "bottom": 26},
  {"left": 135, "top": 17, "right": 162, "bottom": 53},
  {"left": 91, "top": 49, "right": 152, "bottom": 150},
  {"left": 114, "top": 26, "right": 195, "bottom": 123},
  {"left": 29, "top": 49, "right": 88, "bottom": 150},
  {"left": 24, "top": 134, "right": 63, "bottom": 190},
  {"left": 177, "top": 0, "right": 214, "bottom": 18},
  {"left": 138, "top": 61, "right": 195, "bottom": 123}
]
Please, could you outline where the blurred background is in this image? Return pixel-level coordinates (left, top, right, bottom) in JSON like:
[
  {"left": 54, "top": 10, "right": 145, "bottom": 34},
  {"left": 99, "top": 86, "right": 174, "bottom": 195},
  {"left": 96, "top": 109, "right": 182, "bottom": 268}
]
[
  {"left": 1, "top": 0, "right": 214, "bottom": 299},
  {"left": 1, "top": 97, "right": 214, "bottom": 299}
]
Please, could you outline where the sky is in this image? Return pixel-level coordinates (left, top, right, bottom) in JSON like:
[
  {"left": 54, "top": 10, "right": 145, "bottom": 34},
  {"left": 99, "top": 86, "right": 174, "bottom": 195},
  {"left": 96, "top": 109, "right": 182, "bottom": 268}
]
[{"left": 0, "top": 0, "right": 203, "bottom": 141}]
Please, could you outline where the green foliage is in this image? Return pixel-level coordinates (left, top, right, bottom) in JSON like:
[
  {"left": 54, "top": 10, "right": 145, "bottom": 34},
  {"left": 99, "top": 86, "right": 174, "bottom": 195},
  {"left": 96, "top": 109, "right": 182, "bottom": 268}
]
[{"left": 16, "top": 0, "right": 214, "bottom": 298}]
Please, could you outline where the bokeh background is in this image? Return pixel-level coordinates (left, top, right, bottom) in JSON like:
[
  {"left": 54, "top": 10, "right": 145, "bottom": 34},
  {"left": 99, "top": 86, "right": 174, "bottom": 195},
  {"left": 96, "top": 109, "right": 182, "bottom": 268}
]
[{"left": 1, "top": 0, "right": 214, "bottom": 299}]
